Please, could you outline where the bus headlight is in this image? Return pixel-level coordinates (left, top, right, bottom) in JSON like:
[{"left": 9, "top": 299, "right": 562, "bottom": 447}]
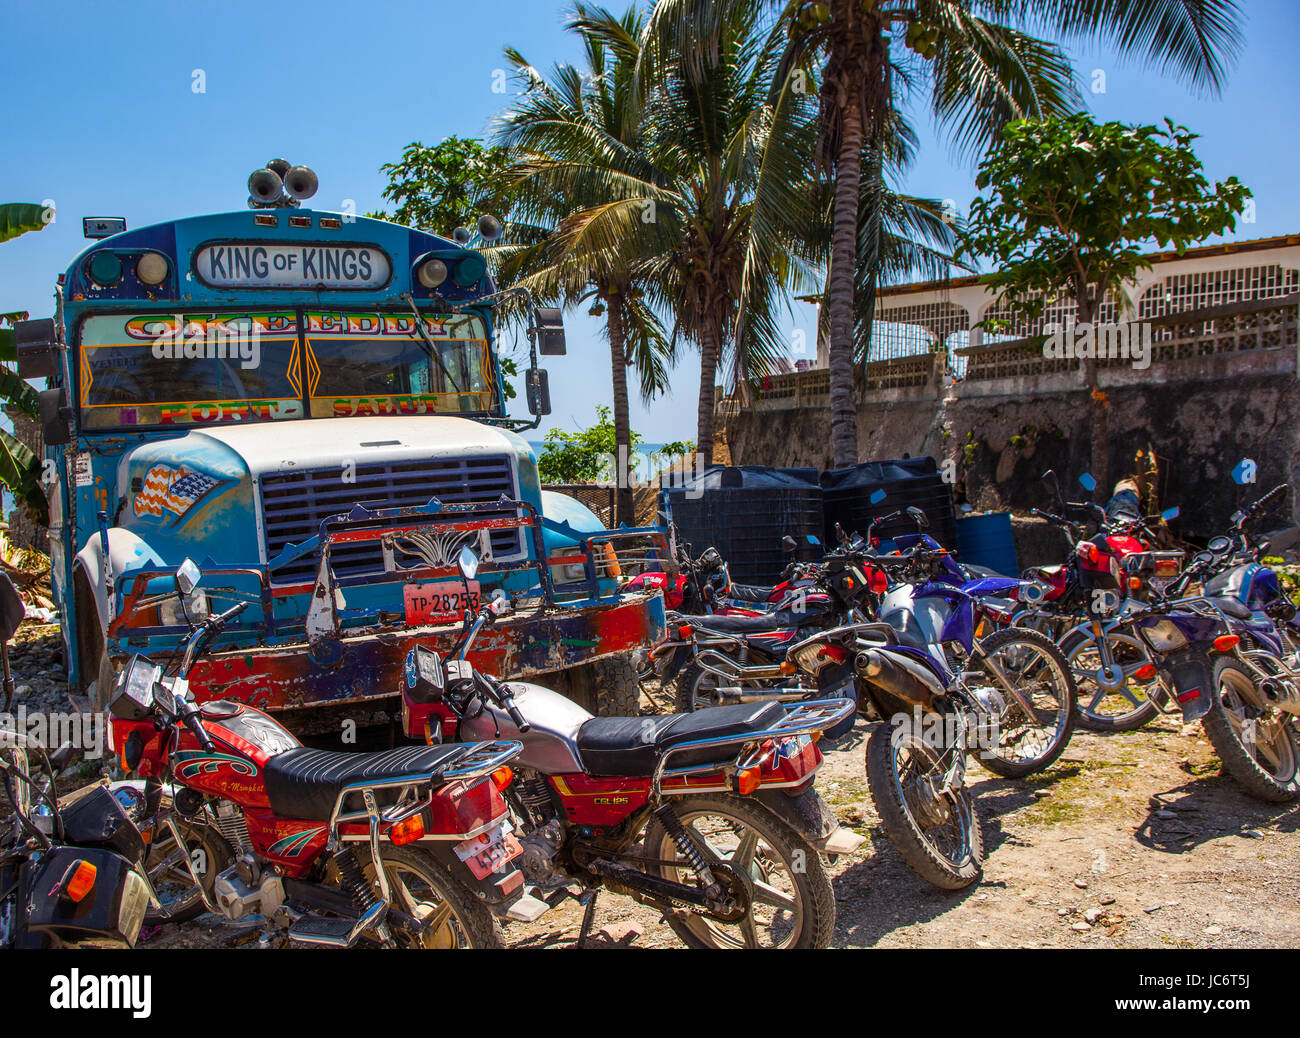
[
  {"left": 159, "top": 590, "right": 209, "bottom": 627},
  {"left": 135, "top": 251, "right": 169, "bottom": 285},
  {"left": 415, "top": 257, "right": 448, "bottom": 289}
]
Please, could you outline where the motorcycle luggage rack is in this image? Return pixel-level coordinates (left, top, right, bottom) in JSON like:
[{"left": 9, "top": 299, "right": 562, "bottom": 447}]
[
  {"left": 649, "top": 697, "right": 853, "bottom": 797},
  {"left": 329, "top": 740, "right": 524, "bottom": 833}
]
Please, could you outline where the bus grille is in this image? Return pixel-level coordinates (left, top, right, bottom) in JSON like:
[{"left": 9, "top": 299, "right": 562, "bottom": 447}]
[{"left": 259, "top": 455, "right": 521, "bottom": 585}]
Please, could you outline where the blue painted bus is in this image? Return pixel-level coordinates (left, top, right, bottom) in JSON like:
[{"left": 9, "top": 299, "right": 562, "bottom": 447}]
[{"left": 15, "top": 163, "right": 665, "bottom": 721}]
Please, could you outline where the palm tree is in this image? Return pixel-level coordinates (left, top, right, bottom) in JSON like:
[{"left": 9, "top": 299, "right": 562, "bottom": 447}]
[
  {"left": 768, "top": 0, "right": 1244, "bottom": 469},
  {"left": 492, "top": 3, "right": 674, "bottom": 526}
]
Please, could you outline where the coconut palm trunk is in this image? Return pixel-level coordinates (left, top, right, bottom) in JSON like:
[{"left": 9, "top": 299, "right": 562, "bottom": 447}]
[
  {"left": 826, "top": 85, "right": 865, "bottom": 469},
  {"left": 696, "top": 320, "right": 722, "bottom": 467},
  {"left": 604, "top": 287, "right": 637, "bottom": 526}
]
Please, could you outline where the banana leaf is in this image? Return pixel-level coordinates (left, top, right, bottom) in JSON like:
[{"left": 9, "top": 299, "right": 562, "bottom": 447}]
[{"left": 0, "top": 203, "right": 51, "bottom": 244}]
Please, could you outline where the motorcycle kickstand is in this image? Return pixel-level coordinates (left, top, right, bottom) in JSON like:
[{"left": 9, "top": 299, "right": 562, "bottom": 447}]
[{"left": 576, "top": 889, "right": 600, "bottom": 949}]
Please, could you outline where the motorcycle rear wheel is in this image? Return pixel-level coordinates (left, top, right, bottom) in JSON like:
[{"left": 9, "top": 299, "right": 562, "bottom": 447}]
[
  {"left": 356, "top": 845, "right": 505, "bottom": 948},
  {"left": 1201, "top": 659, "right": 1300, "bottom": 803},
  {"left": 674, "top": 661, "right": 778, "bottom": 713},
  {"left": 641, "top": 794, "right": 834, "bottom": 949},
  {"left": 866, "top": 722, "right": 983, "bottom": 890}
]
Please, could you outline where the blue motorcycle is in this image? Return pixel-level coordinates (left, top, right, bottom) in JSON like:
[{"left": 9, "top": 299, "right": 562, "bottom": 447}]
[
  {"left": 1131, "top": 484, "right": 1300, "bottom": 802},
  {"left": 783, "top": 536, "right": 1076, "bottom": 890}
]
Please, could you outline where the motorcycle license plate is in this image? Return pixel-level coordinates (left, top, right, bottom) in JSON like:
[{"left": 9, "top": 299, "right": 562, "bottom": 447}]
[
  {"left": 403, "top": 580, "right": 480, "bottom": 626},
  {"left": 454, "top": 822, "right": 522, "bottom": 880}
]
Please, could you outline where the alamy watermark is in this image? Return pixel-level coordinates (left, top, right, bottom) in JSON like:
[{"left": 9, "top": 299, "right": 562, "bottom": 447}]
[
  {"left": 1042, "top": 320, "right": 1152, "bottom": 371},
  {"left": 150, "top": 315, "right": 261, "bottom": 370},
  {"left": 0, "top": 708, "right": 106, "bottom": 759}
]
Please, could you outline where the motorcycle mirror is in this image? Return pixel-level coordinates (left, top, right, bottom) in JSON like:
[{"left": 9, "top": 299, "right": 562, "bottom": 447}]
[
  {"left": 457, "top": 546, "right": 480, "bottom": 582},
  {"left": 1160, "top": 507, "right": 1180, "bottom": 522},
  {"left": 176, "top": 558, "right": 202, "bottom": 596},
  {"left": 1078, "top": 473, "right": 1097, "bottom": 494},
  {"left": 906, "top": 506, "right": 929, "bottom": 529},
  {"left": 782, "top": 534, "right": 797, "bottom": 554}
]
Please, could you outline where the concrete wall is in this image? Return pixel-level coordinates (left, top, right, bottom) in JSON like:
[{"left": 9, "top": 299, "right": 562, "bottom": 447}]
[{"left": 724, "top": 345, "right": 1299, "bottom": 540}]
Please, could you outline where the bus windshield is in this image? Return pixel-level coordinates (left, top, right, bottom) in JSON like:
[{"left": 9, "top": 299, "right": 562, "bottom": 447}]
[{"left": 78, "top": 310, "right": 496, "bottom": 429}]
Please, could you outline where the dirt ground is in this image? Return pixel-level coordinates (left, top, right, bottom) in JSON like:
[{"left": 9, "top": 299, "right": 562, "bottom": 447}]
[{"left": 11, "top": 623, "right": 1298, "bottom": 950}]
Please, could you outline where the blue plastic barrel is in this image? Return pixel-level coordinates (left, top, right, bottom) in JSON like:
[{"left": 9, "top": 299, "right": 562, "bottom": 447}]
[{"left": 955, "top": 511, "right": 1019, "bottom": 577}]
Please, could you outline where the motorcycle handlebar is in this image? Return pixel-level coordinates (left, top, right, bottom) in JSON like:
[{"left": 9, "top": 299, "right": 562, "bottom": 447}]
[{"left": 180, "top": 702, "right": 215, "bottom": 753}]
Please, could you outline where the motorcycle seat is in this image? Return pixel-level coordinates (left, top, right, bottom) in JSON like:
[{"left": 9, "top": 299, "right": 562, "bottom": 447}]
[
  {"left": 728, "top": 582, "right": 777, "bottom": 603},
  {"left": 1208, "top": 595, "right": 1252, "bottom": 620},
  {"left": 688, "top": 603, "right": 828, "bottom": 636},
  {"left": 576, "top": 701, "right": 787, "bottom": 777},
  {"left": 263, "top": 744, "right": 472, "bottom": 821}
]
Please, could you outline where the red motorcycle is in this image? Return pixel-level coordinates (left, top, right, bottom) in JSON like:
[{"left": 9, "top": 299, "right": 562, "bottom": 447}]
[
  {"left": 109, "top": 562, "right": 528, "bottom": 948},
  {"left": 402, "top": 549, "right": 860, "bottom": 949},
  {"left": 1017, "top": 472, "right": 1183, "bottom": 731}
]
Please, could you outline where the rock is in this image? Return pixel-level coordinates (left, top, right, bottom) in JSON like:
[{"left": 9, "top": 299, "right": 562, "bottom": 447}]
[
  {"left": 1156, "top": 810, "right": 1176, "bottom": 819},
  {"left": 1100, "top": 895, "right": 1116, "bottom": 906},
  {"left": 1084, "top": 908, "right": 1103, "bottom": 924},
  {"left": 1071, "top": 922, "right": 1091, "bottom": 932},
  {"left": 1058, "top": 908, "right": 1070, "bottom": 916},
  {"left": 1204, "top": 926, "right": 1222, "bottom": 936},
  {"left": 1073, "top": 878, "right": 1089, "bottom": 889},
  {"left": 1143, "top": 904, "right": 1162, "bottom": 914}
]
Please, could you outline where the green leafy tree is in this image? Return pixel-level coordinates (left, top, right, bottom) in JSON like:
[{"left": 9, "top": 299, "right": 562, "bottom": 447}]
[
  {"left": 0, "top": 203, "right": 55, "bottom": 526},
  {"left": 960, "top": 113, "right": 1250, "bottom": 486},
  {"left": 767, "top": 0, "right": 1245, "bottom": 468},
  {"left": 372, "top": 137, "right": 513, "bottom": 236},
  {"left": 537, "top": 405, "right": 693, "bottom": 485}
]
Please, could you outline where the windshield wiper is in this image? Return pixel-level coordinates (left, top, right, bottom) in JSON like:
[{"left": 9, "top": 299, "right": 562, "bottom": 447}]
[{"left": 400, "top": 293, "right": 463, "bottom": 394}]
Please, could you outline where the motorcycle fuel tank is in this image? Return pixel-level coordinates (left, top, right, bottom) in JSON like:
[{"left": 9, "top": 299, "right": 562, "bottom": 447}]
[{"left": 458, "top": 680, "right": 592, "bottom": 774}]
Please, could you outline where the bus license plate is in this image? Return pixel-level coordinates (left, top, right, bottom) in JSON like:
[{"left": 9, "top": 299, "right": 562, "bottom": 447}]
[
  {"left": 454, "top": 822, "right": 522, "bottom": 880},
  {"left": 403, "top": 581, "right": 480, "bottom": 625}
]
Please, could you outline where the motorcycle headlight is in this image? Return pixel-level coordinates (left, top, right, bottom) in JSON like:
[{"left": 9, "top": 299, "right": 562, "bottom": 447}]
[
  {"left": 1141, "top": 618, "right": 1188, "bottom": 653},
  {"left": 159, "top": 590, "right": 209, "bottom": 627}
]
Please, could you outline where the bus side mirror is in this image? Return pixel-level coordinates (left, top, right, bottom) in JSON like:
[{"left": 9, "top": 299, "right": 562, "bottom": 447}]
[
  {"left": 532, "top": 307, "right": 567, "bottom": 356},
  {"left": 38, "top": 387, "right": 71, "bottom": 446},
  {"left": 526, "top": 368, "right": 552, "bottom": 417},
  {"left": 15, "top": 319, "right": 60, "bottom": 380}
]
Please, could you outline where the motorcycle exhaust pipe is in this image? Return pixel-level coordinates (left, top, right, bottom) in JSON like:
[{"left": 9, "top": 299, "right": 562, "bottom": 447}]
[
  {"left": 855, "top": 649, "right": 943, "bottom": 710},
  {"left": 716, "top": 686, "right": 807, "bottom": 705}
]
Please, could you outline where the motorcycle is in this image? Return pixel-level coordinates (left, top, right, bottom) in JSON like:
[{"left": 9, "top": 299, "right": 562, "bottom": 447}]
[
  {"left": 0, "top": 573, "right": 156, "bottom": 948},
  {"left": 1132, "top": 483, "right": 1300, "bottom": 801},
  {"left": 402, "top": 547, "right": 860, "bottom": 949},
  {"left": 1018, "top": 471, "right": 1184, "bottom": 731},
  {"left": 108, "top": 558, "right": 529, "bottom": 948}
]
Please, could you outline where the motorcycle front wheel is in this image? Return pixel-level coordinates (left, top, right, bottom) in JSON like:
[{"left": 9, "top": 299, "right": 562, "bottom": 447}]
[
  {"left": 641, "top": 794, "right": 835, "bottom": 949},
  {"left": 968, "top": 627, "right": 1076, "bottom": 778},
  {"left": 142, "top": 817, "right": 230, "bottom": 926},
  {"left": 866, "top": 722, "right": 984, "bottom": 890},
  {"left": 1059, "top": 628, "right": 1162, "bottom": 733}
]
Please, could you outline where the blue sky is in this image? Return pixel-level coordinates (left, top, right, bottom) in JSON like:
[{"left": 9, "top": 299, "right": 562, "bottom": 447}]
[{"left": 1, "top": 0, "right": 1296, "bottom": 444}]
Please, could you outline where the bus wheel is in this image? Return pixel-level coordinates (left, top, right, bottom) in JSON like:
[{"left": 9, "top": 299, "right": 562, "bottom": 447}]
[
  {"left": 73, "top": 573, "right": 115, "bottom": 711},
  {"left": 551, "top": 653, "right": 642, "bottom": 716}
]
